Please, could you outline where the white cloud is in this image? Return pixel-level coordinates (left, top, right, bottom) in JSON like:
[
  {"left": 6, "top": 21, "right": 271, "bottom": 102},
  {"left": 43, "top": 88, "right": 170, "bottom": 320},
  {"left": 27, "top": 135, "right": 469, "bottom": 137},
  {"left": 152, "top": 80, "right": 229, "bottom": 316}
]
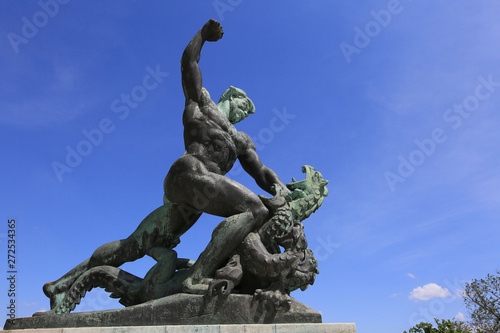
[
  {"left": 454, "top": 312, "right": 465, "bottom": 321},
  {"left": 22, "top": 302, "right": 37, "bottom": 306},
  {"left": 407, "top": 273, "right": 417, "bottom": 279},
  {"left": 409, "top": 283, "right": 452, "bottom": 301}
]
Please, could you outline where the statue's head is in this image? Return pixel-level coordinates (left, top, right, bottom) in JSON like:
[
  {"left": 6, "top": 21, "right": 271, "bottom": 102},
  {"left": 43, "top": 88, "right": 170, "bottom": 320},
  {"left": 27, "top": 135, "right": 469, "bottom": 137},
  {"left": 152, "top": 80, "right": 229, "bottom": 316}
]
[{"left": 218, "top": 86, "right": 255, "bottom": 124}]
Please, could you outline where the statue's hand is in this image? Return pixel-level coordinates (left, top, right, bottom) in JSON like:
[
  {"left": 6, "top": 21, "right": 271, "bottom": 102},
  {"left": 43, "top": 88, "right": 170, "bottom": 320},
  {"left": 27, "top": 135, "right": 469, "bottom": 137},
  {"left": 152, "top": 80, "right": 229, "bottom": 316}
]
[
  {"left": 271, "top": 183, "right": 292, "bottom": 201},
  {"left": 203, "top": 19, "right": 224, "bottom": 42}
]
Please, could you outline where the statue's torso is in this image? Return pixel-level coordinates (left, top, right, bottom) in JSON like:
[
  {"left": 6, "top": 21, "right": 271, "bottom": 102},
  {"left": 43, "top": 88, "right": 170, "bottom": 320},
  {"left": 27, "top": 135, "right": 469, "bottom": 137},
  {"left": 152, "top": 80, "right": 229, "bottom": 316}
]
[{"left": 182, "top": 88, "right": 247, "bottom": 175}]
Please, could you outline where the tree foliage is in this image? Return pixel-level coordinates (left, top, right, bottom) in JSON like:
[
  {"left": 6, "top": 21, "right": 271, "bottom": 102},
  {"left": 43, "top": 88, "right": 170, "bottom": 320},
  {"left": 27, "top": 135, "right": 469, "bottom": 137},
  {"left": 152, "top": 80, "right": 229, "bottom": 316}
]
[
  {"left": 463, "top": 270, "right": 500, "bottom": 333},
  {"left": 404, "top": 271, "right": 500, "bottom": 333},
  {"left": 403, "top": 319, "right": 471, "bottom": 333}
]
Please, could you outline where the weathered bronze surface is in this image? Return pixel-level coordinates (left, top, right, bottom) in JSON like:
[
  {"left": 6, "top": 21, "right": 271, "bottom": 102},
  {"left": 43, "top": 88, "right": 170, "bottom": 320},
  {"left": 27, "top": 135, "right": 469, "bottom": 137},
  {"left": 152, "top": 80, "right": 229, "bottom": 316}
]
[{"left": 20, "top": 20, "right": 329, "bottom": 327}]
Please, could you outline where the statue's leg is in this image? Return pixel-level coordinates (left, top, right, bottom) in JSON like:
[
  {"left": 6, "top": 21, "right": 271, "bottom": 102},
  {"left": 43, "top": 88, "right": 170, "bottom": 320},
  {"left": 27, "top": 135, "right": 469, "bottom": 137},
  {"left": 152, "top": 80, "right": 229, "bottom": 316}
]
[
  {"left": 183, "top": 211, "right": 262, "bottom": 293},
  {"left": 42, "top": 258, "right": 90, "bottom": 309},
  {"left": 135, "top": 247, "right": 178, "bottom": 303},
  {"left": 165, "top": 166, "right": 269, "bottom": 294},
  {"left": 185, "top": 220, "right": 270, "bottom": 294},
  {"left": 131, "top": 199, "right": 203, "bottom": 301},
  {"left": 44, "top": 201, "right": 202, "bottom": 308},
  {"left": 43, "top": 204, "right": 182, "bottom": 309},
  {"left": 43, "top": 237, "right": 143, "bottom": 309}
]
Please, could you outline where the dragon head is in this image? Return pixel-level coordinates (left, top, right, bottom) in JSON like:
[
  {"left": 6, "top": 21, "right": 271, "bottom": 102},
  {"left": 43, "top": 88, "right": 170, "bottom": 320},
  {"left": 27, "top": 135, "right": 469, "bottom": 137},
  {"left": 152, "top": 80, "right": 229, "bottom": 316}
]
[
  {"left": 287, "top": 165, "right": 328, "bottom": 200},
  {"left": 286, "top": 165, "right": 329, "bottom": 222}
]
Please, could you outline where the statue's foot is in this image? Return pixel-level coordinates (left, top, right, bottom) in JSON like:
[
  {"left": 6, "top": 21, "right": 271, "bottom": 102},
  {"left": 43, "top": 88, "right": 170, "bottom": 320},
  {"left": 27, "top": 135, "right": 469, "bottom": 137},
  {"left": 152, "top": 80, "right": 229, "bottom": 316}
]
[
  {"left": 43, "top": 281, "right": 56, "bottom": 298},
  {"left": 43, "top": 282, "right": 68, "bottom": 309},
  {"left": 182, "top": 276, "right": 212, "bottom": 294},
  {"left": 32, "top": 292, "right": 70, "bottom": 317}
]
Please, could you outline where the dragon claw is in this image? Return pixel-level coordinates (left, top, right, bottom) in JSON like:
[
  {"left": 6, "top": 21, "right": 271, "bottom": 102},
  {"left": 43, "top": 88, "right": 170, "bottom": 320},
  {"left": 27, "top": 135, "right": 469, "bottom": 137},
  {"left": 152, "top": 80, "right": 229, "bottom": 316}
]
[{"left": 253, "top": 287, "right": 291, "bottom": 311}]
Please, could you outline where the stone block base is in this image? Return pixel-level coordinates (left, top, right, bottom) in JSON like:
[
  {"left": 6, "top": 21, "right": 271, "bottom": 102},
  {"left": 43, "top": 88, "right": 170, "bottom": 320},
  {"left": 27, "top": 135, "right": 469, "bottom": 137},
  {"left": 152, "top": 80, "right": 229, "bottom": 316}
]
[
  {"left": 3, "top": 294, "right": 345, "bottom": 330},
  {"left": 1, "top": 323, "right": 356, "bottom": 332}
]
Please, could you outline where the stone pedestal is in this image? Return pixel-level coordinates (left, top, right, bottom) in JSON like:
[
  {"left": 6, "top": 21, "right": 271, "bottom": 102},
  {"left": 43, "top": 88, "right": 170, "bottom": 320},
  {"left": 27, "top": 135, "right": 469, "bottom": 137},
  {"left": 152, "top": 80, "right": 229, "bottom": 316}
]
[
  {"left": 3, "top": 294, "right": 354, "bottom": 331},
  {"left": 1, "top": 323, "right": 356, "bottom": 332}
]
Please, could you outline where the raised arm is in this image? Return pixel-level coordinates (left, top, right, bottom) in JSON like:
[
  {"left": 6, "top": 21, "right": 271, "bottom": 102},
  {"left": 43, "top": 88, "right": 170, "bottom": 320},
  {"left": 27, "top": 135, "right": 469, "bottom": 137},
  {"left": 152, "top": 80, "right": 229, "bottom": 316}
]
[
  {"left": 238, "top": 133, "right": 288, "bottom": 195},
  {"left": 181, "top": 19, "right": 223, "bottom": 104}
]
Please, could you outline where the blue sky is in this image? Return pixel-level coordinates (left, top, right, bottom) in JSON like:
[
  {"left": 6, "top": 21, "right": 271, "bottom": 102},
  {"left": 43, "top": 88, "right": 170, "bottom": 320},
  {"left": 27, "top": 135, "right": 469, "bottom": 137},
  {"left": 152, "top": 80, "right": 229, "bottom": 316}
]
[{"left": 1, "top": 1, "right": 500, "bottom": 332}]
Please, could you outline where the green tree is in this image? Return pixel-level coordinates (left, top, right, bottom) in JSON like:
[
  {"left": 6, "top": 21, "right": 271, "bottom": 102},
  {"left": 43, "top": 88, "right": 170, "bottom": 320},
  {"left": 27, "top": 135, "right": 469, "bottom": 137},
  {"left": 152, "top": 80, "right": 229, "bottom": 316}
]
[
  {"left": 403, "top": 319, "right": 471, "bottom": 333},
  {"left": 463, "top": 271, "right": 500, "bottom": 333}
]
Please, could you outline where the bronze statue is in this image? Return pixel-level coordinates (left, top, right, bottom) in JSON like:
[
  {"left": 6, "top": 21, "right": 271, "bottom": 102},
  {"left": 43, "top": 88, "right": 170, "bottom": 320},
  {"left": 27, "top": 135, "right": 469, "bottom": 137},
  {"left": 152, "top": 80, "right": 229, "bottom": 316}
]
[{"left": 37, "top": 19, "right": 328, "bottom": 317}]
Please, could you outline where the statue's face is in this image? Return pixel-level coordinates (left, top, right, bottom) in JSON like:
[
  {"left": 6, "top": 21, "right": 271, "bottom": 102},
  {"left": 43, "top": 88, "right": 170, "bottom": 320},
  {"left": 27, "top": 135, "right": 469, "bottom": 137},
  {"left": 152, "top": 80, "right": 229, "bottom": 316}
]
[
  {"left": 228, "top": 96, "right": 252, "bottom": 124},
  {"left": 218, "top": 86, "right": 255, "bottom": 124}
]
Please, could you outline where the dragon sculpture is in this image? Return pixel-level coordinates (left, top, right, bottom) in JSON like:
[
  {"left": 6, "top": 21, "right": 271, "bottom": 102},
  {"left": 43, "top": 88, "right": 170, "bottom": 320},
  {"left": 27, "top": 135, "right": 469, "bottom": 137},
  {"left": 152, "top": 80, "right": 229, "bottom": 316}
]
[{"left": 38, "top": 165, "right": 328, "bottom": 315}]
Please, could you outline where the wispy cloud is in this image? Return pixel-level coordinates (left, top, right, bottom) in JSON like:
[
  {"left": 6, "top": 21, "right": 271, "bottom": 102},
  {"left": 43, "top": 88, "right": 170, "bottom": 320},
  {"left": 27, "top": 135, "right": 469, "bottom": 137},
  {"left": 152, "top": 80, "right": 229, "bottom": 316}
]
[
  {"left": 0, "top": 58, "right": 94, "bottom": 129},
  {"left": 0, "top": 98, "right": 87, "bottom": 129},
  {"left": 22, "top": 302, "right": 37, "bottom": 307}
]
